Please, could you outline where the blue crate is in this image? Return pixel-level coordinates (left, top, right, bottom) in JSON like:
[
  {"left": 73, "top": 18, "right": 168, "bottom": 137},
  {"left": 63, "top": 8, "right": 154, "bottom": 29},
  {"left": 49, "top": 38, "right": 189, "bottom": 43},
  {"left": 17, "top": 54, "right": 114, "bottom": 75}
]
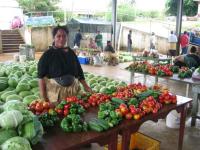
[
  {"left": 78, "top": 57, "right": 89, "bottom": 64},
  {"left": 190, "top": 37, "right": 200, "bottom": 46}
]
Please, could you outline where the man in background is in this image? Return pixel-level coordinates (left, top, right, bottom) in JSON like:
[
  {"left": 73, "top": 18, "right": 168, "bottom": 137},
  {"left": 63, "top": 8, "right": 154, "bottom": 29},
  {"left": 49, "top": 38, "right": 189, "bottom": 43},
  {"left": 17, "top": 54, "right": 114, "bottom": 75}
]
[
  {"left": 168, "top": 31, "right": 178, "bottom": 57},
  {"left": 180, "top": 31, "right": 189, "bottom": 55},
  {"left": 127, "top": 30, "right": 132, "bottom": 52},
  {"left": 74, "top": 29, "right": 82, "bottom": 47},
  {"left": 150, "top": 32, "right": 156, "bottom": 51},
  {"left": 95, "top": 31, "right": 103, "bottom": 51}
]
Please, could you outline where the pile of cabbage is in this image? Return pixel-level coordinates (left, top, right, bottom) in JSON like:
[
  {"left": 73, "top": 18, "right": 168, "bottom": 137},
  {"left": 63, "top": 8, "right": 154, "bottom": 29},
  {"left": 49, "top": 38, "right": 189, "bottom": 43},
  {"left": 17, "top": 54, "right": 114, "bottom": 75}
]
[{"left": 0, "top": 100, "right": 43, "bottom": 150}]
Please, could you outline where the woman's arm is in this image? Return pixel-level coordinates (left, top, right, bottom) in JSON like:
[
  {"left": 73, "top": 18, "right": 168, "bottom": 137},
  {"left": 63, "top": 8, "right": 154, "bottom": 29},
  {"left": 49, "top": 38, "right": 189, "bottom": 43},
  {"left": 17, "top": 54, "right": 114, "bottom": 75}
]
[
  {"left": 38, "top": 78, "right": 49, "bottom": 101},
  {"left": 79, "top": 79, "right": 93, "bottom": 93},
  {"left": 175, "top": 55, "right": 184, "bottom": 62}
]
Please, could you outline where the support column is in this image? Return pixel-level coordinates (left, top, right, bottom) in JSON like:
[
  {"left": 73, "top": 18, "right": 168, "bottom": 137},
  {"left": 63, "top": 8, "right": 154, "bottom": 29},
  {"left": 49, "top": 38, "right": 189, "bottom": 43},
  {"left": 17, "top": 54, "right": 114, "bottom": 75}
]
[
  {"left": 176, "top": 0, "right": 183, "bottom": 55},
  {"left": 112, "top": 0, "right": 117, "bottom": 49},
  {"left": 0, "top": 30, "right": 2, "bottom": 53}
]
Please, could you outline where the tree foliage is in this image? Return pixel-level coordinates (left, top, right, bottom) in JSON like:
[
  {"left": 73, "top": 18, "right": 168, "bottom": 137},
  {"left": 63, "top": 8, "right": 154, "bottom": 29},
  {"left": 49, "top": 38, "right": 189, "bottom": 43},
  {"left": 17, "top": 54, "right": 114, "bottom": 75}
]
[
  {"left": 165, "top": 0, "right": 198, "bottom": 16},
  {"left": 106, "top": 3, "right": 136, "bottom": 22},
  {"left": 17, "top": 0, "right": 60, "bottom": 13}
]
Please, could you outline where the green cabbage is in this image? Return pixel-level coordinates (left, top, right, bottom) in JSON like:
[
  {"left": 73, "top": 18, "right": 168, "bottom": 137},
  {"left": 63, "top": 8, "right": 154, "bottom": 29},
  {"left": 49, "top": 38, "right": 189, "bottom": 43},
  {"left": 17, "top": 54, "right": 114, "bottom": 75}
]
[
  {"left": 0, "top": 110, "right": 23, "bottom": 129},
  {"left": 0, "top": 129, "right": 17, "bottom": 145},
  {"left": 1, "top": 136, "right": 32, "bottom": 150},
  {"left": 3, "top": 100, "right": 28, "bottom": 112},
  {"left": 18, "top": 116, "right": 44, "bottom": 145}
]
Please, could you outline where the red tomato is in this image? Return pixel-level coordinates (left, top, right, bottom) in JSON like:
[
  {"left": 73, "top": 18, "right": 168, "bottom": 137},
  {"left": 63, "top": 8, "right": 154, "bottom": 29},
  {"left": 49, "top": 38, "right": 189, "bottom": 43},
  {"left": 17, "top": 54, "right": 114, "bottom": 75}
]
[
  {"left": 133, "top": 114, "right": 141, "bottom": 120},
  {"left": 64, "top": 104, "right": 71, "bottom": 110},
  {"left": 56, "top": 108, "right": 63, "bottom": 115},
  {"left": 64, "top": 109, "right": 69, "bottom": 116},
  {"left": 119, "top": 103, "right": 127, "bottom": 109},
  {"left": 152, "top": 108, "right": 158, "bottom": 114},
  {"left": 120, "top": 107, "right": 129, "bottom": 115},
  {"left": 125, "top": 113, "right": 132, "bottom": 120},
  {"left": 83, "top": 103, "right": 90, "bottom": 109},
  {"left": 43, "top": 102, "right": 50, "bottom": 109},
  {"left": 35, "top": 103, "right": 43, "bottom": 112}
]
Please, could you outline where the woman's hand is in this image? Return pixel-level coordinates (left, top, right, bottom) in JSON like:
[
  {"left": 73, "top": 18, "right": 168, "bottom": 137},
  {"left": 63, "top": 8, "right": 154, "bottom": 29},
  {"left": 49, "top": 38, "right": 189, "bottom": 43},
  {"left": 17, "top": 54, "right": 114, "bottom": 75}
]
[
  {"left": 80, "top": 79, "right": 93, "bottom": 93},
  {"left": 84, "top": 86, "right": 93, "bottom": 93}
]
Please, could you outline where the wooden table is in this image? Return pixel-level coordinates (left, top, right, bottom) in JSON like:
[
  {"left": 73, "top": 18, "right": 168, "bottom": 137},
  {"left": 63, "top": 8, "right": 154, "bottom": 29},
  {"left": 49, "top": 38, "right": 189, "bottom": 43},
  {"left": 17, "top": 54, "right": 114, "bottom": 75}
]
[
  {"left": 33, "top": 107, "right": 118, "bottom": 150},
  {"left": 119, "top": 95, "right": 192, "bottom": 150},
  {"left": 33, "top": 96, "right": 191, "bottom": 150}
]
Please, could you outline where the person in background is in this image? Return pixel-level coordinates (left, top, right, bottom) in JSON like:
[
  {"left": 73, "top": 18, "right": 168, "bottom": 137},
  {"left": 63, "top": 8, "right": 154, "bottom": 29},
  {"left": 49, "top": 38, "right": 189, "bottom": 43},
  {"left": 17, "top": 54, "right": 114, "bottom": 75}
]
[
  {"left": 11, "top": 16, "right": 22, "bottom": 29},
  {"left": 95, "top": 31, "right": 103, "bottom": 51},
  {"left": 38, "top": 26, "right": 92, "bottom": 102},
  {"left": 104, "top": 41, "right": 118, "bottom": 66},
  {"left": 180, "top": 31, "right": 189, "bottom": 55},
  {"left": 104, "top": 40, "right": 115, "bottom": 53},
  {"left": 88, "top": 38, "right": 97, "bottom": 49},
  {"left": 127, "top": 30, "right": 132, "bottom": 52},
  {"left": 150, "top": 32, "right": 156, "bottom": 51},
  {"left": 168, "top": 31, "right": 178, "bottom": 57},
  {"left": 174, "top": 46, "right": 200, "bottom": 69},
  {"left": 73, "top": 29, "right": 82, "bottom": 47}
]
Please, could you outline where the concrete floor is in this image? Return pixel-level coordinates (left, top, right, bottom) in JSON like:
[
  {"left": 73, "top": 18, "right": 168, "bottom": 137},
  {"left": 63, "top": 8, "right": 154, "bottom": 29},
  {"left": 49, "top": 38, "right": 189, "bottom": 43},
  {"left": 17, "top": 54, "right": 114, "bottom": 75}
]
[{"left": 0, "top": 52, "right": 200, "bottom": 150}]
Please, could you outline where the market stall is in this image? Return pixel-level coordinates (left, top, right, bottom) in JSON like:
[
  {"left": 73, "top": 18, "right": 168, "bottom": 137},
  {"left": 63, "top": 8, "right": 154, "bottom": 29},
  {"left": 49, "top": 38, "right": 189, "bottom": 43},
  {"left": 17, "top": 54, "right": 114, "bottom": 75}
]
[
  {"left": 0, "top": 60, "right": 193, "bottom": 150},
  {"left": 126, "top": 62, "right": 200, "bottom": 127}
]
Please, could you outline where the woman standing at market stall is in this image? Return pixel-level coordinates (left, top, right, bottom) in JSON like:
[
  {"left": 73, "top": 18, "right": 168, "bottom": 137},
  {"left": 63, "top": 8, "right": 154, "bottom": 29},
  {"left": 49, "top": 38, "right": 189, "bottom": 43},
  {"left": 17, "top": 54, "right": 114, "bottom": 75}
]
[{"left": 38, "top": 25, "right": 92, "bottom": 102}]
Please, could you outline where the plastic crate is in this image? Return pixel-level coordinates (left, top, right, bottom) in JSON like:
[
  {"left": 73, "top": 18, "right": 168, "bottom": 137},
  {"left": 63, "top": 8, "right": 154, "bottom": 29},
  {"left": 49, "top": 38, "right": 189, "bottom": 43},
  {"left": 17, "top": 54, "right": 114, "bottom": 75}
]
[
  {"left": 105, "top": 132, "right": 160, "bottom": 150},
  {"left": 78, "top": 57, "right": 89, "bottom": 64}
]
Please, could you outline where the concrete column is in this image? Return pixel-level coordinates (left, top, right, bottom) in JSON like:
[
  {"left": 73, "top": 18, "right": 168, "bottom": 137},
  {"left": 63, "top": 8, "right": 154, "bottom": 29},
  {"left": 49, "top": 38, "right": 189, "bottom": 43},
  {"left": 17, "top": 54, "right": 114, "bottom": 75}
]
[
  {"left": 0, "top": 30, "right": 2, "bottom": 53},
  {"left": 112, "top": 0, "right": 117, "bottom": 50},
  {"left": 176, "top": 0, "right": 183, "bottom": 55}
]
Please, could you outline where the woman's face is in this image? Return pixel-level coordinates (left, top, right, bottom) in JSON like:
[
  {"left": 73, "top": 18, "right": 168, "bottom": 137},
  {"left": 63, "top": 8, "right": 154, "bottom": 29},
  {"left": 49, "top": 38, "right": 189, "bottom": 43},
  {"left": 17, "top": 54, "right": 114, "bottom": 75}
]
[{"left": 54, "top": 29, "right": 68, "bottom": 48}]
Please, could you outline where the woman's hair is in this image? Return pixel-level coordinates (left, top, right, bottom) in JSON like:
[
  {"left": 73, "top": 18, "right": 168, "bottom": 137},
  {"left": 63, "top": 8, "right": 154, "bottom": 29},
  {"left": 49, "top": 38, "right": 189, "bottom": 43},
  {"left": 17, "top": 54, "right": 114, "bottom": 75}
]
[
  {"left": 190, "top": 46, "right": 197, "bottom": 53},
  {"left": 52, "top": 25, "right": 69, "bottom": 37}
]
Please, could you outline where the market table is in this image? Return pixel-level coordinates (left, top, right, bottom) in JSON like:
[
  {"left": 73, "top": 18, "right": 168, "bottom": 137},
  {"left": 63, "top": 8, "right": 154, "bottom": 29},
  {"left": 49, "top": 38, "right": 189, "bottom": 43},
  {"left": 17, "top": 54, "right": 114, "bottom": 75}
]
[
  {"left": 33, "top": 96, "right": 191, "bottom": 150},
  {"left": 132, "top": 56, "right": 172, "bottom": 65},
  {"left": 119, "top": 95, "right": 192, "bottom": 150},
  {"left": 33, "top": 107, "right": 118, "bottom": 150}
]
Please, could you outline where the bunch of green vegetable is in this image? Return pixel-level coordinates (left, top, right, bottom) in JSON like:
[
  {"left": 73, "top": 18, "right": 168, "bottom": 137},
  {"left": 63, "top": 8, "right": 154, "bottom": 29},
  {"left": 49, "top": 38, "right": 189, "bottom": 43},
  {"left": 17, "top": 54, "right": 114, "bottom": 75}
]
[
  {"left": 97, "top": 102, "right": 122, "bottom": 128},
  {"left": 39, "top": 112, "right": 60, "bottom": 128},
  {"left": 61, "top": 114, "right": 88, "bottom": 132}
]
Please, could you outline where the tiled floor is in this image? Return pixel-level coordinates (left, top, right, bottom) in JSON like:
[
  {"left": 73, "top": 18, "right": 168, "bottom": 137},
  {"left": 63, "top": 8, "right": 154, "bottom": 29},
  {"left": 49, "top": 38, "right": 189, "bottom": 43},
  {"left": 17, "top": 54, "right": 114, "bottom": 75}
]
[{"left": 0, "top": 52, "right": 200, "bottom": 150}]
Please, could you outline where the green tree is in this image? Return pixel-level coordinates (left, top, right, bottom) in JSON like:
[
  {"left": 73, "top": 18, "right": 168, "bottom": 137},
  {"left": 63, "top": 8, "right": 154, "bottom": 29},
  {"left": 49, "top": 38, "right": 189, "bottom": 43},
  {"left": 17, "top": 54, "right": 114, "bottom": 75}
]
[
  {"left": 17, "top": 0, "right": 60, "bottom": 13},
  {"left": 165, "top": 0, "right": 198, "bottom": 16},
  {"left": 106, "top": 3, "right": 136, "bottom": 21}
]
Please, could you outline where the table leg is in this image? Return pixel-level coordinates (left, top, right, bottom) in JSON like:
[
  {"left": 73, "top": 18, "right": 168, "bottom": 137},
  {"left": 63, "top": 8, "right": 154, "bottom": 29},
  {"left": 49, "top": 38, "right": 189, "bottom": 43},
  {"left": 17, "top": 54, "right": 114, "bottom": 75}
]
[
  {"left": 107, "top": 132, "right": 118, "bottom": 150},
  {"left": 130, "top": 71, "right": 134, "bottom": 84},
  {"left": 191, "top": 93, "right": 199, "bottom": 126},
  {"left": 155, "top": 76, "right": 158, "bottom": 84},
  {"left": 144, "top": 74, "right": 146, "bottom": 85},
  {"left": 178, "top": 105, "right": 187, "bottom": 150},
  {"left": 121, "top": 130, "right": 131, "bottom": 150},
  {"left": 186, "top": 84, "right": 189, "bottom": 97}
]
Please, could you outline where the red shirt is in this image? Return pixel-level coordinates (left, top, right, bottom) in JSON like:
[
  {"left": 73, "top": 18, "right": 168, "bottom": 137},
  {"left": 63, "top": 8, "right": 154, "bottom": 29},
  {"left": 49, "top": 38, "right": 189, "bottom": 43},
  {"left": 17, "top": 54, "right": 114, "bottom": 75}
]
[{"left": 180, "top": 34, "right": 189, "bottom": 48}]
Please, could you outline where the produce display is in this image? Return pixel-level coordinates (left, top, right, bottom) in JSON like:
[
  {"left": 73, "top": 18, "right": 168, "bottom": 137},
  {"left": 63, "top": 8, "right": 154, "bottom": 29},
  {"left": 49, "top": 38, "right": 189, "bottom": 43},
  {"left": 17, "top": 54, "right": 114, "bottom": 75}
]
[
  {"left": 0, "top": 60, "right": 179, "bottom": 149},
  {"left": 178, "top": 67, "right": 194, "bottom": 78},
  {"left": 117, "top": 52, "right": 133, "bottom": 63},
  {"left": 126, "top": 61, "right": 195, "bottom": 78}
]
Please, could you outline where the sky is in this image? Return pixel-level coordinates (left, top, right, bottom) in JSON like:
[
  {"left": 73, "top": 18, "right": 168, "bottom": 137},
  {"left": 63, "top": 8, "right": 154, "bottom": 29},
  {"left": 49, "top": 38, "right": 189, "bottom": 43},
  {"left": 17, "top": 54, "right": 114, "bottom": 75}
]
[
  {"left": 60, "top": 0, "right": 166, "bottom": 12},
  {"left": 135, "top": 0, "right": 166, "bottom": 11}
]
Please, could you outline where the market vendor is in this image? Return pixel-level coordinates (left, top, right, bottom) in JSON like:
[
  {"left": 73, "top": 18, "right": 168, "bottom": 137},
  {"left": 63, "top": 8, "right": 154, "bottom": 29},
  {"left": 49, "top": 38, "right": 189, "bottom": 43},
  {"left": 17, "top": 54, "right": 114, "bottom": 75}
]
[
  {"left": 88, "top": 38, "right": 97, "bottom": 49},
  {"left": 174, "top": 46, "right": 200, "bottom": 69},
  {"left": 38, "top": 25, "right": 92, "bottom": 102},
  {"left": 103, "top": 41, "right": 118, "bottom": 66}
]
